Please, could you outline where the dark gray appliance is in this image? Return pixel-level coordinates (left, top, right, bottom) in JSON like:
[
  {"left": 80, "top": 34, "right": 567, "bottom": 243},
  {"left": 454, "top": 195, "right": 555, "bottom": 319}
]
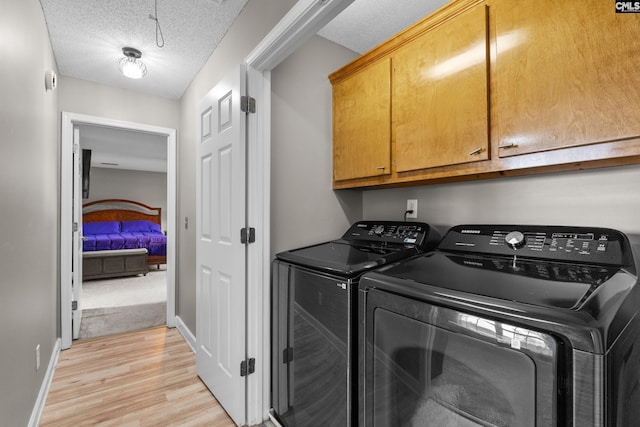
[
  {"left": 271, "top": 221, "right": 441, "bottom": 427},
  {"left": 359, "top": 224, "right": 640, "bottom": 426}
]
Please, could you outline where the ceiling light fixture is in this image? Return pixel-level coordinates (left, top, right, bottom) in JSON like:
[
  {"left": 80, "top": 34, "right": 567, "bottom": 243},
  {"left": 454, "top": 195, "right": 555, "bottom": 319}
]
[{"left": 118, "top": 47, "right": 147, "bottom": 79}]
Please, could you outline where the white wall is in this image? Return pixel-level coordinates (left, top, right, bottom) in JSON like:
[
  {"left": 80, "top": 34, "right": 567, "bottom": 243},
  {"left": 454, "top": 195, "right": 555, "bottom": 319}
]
[
  {"left": 85, "top": 167, "right": 168, "bottom": 228},
  {"left": 57, "top": 76, "right": 180, "bottom": 128},
  {"left": 271, "top": 35, "right": 362, "bottom": 255},
  {"left": 57, "top": 76, "right": 178, "bottom": 231},
  {"left": 0, "top": 0, "right": 59, "bottom": 424},
  {"left": 177, "top": 0, "right": 297, "bottom": 333},
  {"left": 363, "top": 165, "right": 640, "bottom": 236}
]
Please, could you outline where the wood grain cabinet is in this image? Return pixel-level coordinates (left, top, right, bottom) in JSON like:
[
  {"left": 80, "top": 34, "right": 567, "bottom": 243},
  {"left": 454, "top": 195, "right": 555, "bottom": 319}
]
[
  {"left": 394, "top": 4, "right": 489, "bottom": 172},
  {"left": 330, "top": 0, "right": 640, "bottom": 189},
  {"left": 332, "top": 58, "right": 391, "bottom": 181},
  {"left": 494, "top": 0, "right": 640, "bottom": 158}
]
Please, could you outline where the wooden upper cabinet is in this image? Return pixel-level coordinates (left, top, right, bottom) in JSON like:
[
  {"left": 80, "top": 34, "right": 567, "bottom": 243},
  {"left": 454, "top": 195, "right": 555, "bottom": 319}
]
[
  {"left": 332, "top": 58, "right": 391, "bottom": 181},
  {"left": 393, "top": 4, "right": 489, "bottom": 172},
  {"left": 494, "top": 0, "right": 640, "bottom": 158},
  {"left": 330, "top": 0, "right": 640, "bottom": 189}
]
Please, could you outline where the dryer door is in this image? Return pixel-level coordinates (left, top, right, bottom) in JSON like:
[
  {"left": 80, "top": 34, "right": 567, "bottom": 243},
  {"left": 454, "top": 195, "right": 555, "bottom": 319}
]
[
  {"left": 272, "top": 260, "right": 353, "bottom": 427},
  {"left": 360, "top": 288, "right": 561, "bottom": 427}
]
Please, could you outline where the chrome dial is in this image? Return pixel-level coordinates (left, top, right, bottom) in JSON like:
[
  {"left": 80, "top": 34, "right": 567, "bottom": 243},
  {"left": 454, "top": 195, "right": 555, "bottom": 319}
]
[{"left": 505, "top": 231, "right": 526, "bottom": 249}]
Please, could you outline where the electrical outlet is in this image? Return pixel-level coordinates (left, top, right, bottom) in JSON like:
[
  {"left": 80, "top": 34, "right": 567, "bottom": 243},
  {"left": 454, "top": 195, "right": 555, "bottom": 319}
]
[
  {"left": 36, "top": 345, "right": 41, "bottom": 371},
  {"left": 406, "top": 199, "right": 418, "bottom": 219}
]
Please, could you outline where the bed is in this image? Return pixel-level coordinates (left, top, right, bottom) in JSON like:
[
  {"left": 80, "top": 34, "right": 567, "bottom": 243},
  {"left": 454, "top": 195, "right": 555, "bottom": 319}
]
[{"left": 82, "top": 199, "right": 167, "bottom": 269}]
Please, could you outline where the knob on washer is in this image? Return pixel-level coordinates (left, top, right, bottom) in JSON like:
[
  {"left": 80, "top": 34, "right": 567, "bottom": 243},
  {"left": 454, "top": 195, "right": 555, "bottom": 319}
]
[{"left": 505, "top": 231, "right": 526, "bottom": 249}]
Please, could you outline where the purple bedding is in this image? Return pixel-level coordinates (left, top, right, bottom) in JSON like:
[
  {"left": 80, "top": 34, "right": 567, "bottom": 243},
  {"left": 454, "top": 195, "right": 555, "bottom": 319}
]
[{"left": 83, "top": 220, "right": 166, "bottom": 256}]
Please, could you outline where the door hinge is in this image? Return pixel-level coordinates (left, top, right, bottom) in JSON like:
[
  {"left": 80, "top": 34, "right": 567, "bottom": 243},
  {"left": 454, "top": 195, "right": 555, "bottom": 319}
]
[
  {"left": 240, "top": 358, "right": 255, "bottom": 377},
  {"left": 73, "top": 222, "right": 79, "bottom": 232},
  {"left": 283, "top": 347, "right": 294, "bottom": 364},
  {"left": 240, "top": 227, "right": 256, "bottom": 244},
  {"left": 72, "top": 301, "right": 78, "bottom": 311},
  {"left": 241, "top": 95, "right": 256, "bottom": 114}
]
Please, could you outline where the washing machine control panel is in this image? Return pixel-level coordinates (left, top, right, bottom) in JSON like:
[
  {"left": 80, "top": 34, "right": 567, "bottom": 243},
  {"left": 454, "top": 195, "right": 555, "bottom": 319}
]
[
  {"left": 439, "top": 225, "right": 630, "bottom": 266},
  {"left": 342, "top": 221, "right": 438, "bottom": 249}
]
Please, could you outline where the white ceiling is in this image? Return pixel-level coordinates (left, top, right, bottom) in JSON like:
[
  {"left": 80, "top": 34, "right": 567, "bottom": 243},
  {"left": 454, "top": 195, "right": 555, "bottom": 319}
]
[
  {"left": 79, "top": 125, "right": 168, "bottom": 173},
  {"left": 318, "top": 0, "right": 449, "bottom": 54},
  {"left": 40, "top": 0, "right": 449, "bottom": 172},
  {"left": 39, "top": 0, "right": 250, "bottom": 100}
]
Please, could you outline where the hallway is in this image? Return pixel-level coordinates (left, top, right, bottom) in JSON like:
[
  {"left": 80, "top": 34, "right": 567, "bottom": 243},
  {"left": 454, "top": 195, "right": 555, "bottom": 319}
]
[{"left": 40, "top": 327, "right": 235, "bottom": 426}]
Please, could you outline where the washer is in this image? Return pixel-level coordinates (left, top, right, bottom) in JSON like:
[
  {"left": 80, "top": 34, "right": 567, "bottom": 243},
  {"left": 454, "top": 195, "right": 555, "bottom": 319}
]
[
  {"left": 359, "top": 224, "right": 640, "bottom": 426},
  {"left": 270, "top": 221, "right": 441, "bottom": 427}
]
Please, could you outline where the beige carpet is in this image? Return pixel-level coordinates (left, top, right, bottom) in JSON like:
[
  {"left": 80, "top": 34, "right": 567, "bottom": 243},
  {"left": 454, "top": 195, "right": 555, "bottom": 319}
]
[
  {"left": 79, "top": 268, "right": 167, "bottom": 340},
  {"left": 82, "top": 267, "right": 167, "bottom": 309}
]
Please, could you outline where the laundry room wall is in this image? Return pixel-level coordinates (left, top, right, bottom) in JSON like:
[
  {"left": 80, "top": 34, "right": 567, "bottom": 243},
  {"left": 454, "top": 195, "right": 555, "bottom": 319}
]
[
  {"left": 271, "top": 35, "right": 362, "bottom": 256},
  {"left": 362, "top": 165, "right": 640, "bottom": 236}
]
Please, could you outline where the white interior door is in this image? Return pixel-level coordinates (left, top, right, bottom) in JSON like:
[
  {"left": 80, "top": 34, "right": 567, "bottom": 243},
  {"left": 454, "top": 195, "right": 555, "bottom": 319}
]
[
  {"left": 72, "top": 127, "right": 83, "bottom": 339},
  {"left": 196, "top": 64, "right": 247, "bottom": 426}
]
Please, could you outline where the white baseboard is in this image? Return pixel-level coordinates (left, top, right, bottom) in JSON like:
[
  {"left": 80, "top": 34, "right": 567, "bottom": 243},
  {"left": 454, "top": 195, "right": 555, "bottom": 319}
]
[
  {"left": 267, "top": 409, "right": 282, "bottom": 427},
  {"left": 28, "top": 338, "right": 61, "bottom": 427},
  {"left": 175, "top": 315, "right": 196, "bottom": 353}
]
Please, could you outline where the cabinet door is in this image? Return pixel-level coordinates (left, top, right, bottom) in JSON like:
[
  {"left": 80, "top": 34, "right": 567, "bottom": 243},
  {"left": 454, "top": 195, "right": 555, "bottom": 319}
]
[
  {"left": 495, "top": 0, "right": 640, "bottom": 158},
  {"left": 393, "top": 4, "right": 489, "bottom": 172},
  {"left": 333, "top": 58, "right": 391, "bottom": 181}
]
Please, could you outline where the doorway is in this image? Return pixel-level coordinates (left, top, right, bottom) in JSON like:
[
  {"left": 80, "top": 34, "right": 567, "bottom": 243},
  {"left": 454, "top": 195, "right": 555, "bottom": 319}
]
[
  {"left": 60, "top": 112, "right": 177, "bottom": 349},
  {"left": 228, "top": 0, "right": 357, "bottom": 423}
]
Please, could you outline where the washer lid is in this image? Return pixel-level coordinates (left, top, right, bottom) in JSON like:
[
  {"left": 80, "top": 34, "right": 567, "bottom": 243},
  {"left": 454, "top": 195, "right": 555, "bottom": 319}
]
[
  {"left": 373, "top": 251, "right": 630, "bottom": 311},
  {"left": 275, "top": 240, "right": 421, "bottom": 277},
  {"left": 275, "top": 220, "right": 441, "bottom": 277}
]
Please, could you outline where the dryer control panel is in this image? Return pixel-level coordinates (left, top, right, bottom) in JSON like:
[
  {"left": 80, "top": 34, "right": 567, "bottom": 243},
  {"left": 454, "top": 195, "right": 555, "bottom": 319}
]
[
  {"left": 341, "top": 221, "right": 439, "bottom": 250},
  {"left": 439, "top": 224, "right": 631, "bottom": 266}
]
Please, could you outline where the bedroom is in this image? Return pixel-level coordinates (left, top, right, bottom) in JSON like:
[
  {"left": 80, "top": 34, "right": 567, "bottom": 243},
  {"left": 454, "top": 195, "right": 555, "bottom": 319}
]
[{"left": 79, "top": 129, "right": 168, "bottom": 339}]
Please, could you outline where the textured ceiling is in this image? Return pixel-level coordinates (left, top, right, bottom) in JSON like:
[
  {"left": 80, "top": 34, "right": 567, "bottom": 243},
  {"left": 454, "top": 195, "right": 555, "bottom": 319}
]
[
  {"left": 40, "top": 0, "right": 450, "bottom": 101},
  {"left": 39, "top": 0, "right": 249, "bottom": 100},
  {"left": 40, "top": 0, "right": 450, "bottom": 172},
  {"left": 318, "top": 0, "right": 449, "bottom": 54}
]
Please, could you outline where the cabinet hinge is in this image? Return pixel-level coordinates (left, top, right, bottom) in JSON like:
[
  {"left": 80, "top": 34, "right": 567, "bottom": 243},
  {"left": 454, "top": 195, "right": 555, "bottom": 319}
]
[
  {"left": 241, "top": 95, "right": 256, "bottom": 114},
  {"left": 240, "top": 227, "right": 256, "bottom": 244},
  {"left": 240, "top": 358, "right": 255, "bottom": 377},
  {"left": 72, "top": 301, "right": 78, "bottom": 311}
]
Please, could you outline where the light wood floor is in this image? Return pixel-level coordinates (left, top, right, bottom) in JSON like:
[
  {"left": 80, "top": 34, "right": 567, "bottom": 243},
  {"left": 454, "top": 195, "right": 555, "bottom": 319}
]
[{"left": 40, "top": 327, "right": 236, "bottom": 427}]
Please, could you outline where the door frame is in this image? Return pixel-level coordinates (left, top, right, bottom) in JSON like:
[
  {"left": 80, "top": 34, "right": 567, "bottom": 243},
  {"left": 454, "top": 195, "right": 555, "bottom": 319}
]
[
  {"left": 60, "top": 112, "right": 177, "bottom": 349},
  {"left": 243, "top": 0, "right": 354, "bottom": 423}
]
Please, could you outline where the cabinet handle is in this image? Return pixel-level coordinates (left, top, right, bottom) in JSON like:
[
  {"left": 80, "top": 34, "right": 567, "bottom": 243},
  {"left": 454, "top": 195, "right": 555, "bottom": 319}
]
[
  {"left": 498, "top": 143, "right": 517, "bottom": 149},
  {"left": 468, "top": 147, "right": 482, "bottom": 156},
  {"left": 376, "top": 166, "right": 386, "bottom": 170}
]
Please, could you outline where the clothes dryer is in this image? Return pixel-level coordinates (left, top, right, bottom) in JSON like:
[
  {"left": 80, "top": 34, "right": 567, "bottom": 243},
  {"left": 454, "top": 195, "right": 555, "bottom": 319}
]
[
  {"left": 271, "top": 221, "right": 441, "bottom": 427},
  {"left": 359, "top": 224, "right": 640, "bottom": 426}
]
